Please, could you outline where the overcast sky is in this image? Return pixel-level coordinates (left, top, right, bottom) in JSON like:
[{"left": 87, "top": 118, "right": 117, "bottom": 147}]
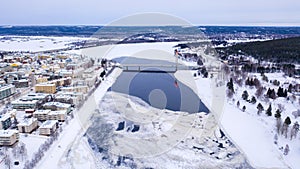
[{"left": 1, "top": 0, "right": 300, "bottom": 26}]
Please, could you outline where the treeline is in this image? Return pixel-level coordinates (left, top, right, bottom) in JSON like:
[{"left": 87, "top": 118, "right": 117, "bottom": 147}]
[{"left": 216, "top": 37, "right": 300, "bottom": 64}]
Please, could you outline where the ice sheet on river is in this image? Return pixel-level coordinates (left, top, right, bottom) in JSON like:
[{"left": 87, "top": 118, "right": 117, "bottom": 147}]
[{"left": 85, "top": 91, "right": 252, "bottom": 168}]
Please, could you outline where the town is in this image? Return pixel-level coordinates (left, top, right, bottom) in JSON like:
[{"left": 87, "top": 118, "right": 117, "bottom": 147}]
[{"left": 0, "top": 52, "right": 112, "bottom": 168}]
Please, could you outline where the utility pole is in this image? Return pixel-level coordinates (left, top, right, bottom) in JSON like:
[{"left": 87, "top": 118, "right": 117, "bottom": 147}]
[{"left": 175, "top": 49, "right": 178, "bottom": 71}]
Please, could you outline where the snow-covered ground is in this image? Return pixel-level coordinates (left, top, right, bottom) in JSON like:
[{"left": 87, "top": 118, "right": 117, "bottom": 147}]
[
  {"left": 73, "top": 91, "right": 250, "bottom": 169},
  {"left": 221, "top": 72, "right": 300, "bottom": 169},
  {"left": 0, "top": 36, "right": 96, "bottom": 52}
]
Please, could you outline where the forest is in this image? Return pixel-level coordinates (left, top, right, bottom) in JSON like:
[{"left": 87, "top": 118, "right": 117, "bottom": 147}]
[{"left": 216, "top": 37, "right": 300, "bottom": 64}]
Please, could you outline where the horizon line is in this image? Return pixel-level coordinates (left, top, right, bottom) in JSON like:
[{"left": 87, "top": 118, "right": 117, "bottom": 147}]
[{"left": 1, "top": 23, "right": 300, "bottom": 27}]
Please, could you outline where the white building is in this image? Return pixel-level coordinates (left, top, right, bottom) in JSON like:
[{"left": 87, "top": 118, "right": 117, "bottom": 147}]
[
  {"left": 33, "top": 110, "right": 51, "bottom": 121},
  {"left": 11, "top": 99, "right": 38, "bottom": 110},
  {"left": 0, "top": 130, "right": 19, "bottom": 146},
  {"left": 43, "top": 102, "right": 72, "bottom": 113},
  {"left": 39, "top": 120, "right": 58, "bottom": 136},
  {"left": 0, "top": 113, "right": 12, "bottom": 130},
  {"left": 0, "top": 85, "right": 16, "bottom": 100},
  {"left": 17, "top": 118, "right": 38, "bottom": 133},
  {"left": 61, "top": 86, "right": 88, "bottom": 94},
  {"left": 48, "top": 110, "right": 67, "bottom": 122}
]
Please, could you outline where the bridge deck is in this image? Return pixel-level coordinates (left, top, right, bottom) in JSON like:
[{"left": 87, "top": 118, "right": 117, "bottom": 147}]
[{"left": 120, "top": 64, "right": 202, "bottom": 72}]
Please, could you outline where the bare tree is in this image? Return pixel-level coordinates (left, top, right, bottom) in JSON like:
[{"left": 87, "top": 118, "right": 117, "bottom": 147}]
[
  {"left": 284, "top": 144, "right": 290, "bottom": 155},
  {"left": 275, "top": 109, "right": 282, "bottom": 134},
  {"left": 290, "top": 122, "right": 299, "bottom": 140},
  {"left": 255, "top": 86, "right": 264, "bottom": 98},
  {"left": 278, "top": 104, "right": 285, "bottom": 112},
  {"left": 274, "top": 134, "right": 278, "bottom": 144},
  {"left": 19, "top": 142, "right": 28, "bottom": 161},
  {"left": 4, "top": 155, "right": 11, "bottom": 169}
]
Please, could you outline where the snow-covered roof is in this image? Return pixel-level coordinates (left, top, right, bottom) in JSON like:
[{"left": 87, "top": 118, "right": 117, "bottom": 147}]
[
  {"left": 48, "top": 110, "right": 67, "bottom": 115},
  {"left": 0, "top": 113, "right": 11, "bottom": 121},
  {"left": 40, "top": 120, "right": 58, "bottom": 128},
  {"left": 43, "top": 102, "right": 71, "bottom": 109},
  {"left": 0, "top": 129, "right": 18, "bottom": 137},
  {"left": 17, "top": 118, "right": 37, "bottom": 126},
  {"left": 33, "top": 109, "right": 51, "bottom": 115}
]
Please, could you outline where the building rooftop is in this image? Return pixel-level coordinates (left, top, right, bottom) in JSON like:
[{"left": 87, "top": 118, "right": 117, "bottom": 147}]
[
  {"left": 0, "top": 113, "right": 11, "bottom": 121},
  {"left": 12, "top": 99, "right": 38, "bottom": 104},
  {"left": 40, "top": 120, "right": 58, "bottom": 128},
  {"left": 17, "top": 118, "right": 37, "bottom": 126},
  {"left": 33, "top": 109, "right": 51, "bottom": 114},
  {"left": 48, "top": 110, "right": 67, "bottom": 115},
  {"left": 43, "top": 102, "right": 71, "bottom": 109},
  {"left": 0, "top": 130, "right": 18, "bottom": 137},
  {"left": 35, "top": 83, "right": 55, "bottom": 87},
  {"left": 0, "top": 85, "right": 14, "bottom": 91}
]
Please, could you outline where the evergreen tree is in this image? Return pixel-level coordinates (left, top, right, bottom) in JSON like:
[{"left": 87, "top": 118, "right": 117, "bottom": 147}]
[
  {"left": 242, "top": 90, "right": 249, "bottom": 100},
  {"left": 282, "top": 116, "right": 291, "bottom": 138},
  {"left": 237, "top": 101, "right": 240, "bottom": 108},
  {"left": 257, "top": 103, "right": 264, "bottom": 115},
  {"left": 242, "top": 106, "right": 246, "bottom": 112},
  {"left": 245, "top": 77, "right": 250, "bottom": 86},
  {"left": 266, "top": 104, "right": 272, "bottom": 116},
  {"left": 270, "top": 89, "right": 276, "bottom": 99},
  {"left": 227, "top": 78, "right": 234, "bottom": 93},
  {"left": 277, "top": 87, "right": 286, "bottom": 97},
  {"left": 250, "top": 96, "right": 257, "bottom": 104},
  {"left": 288, "top": 84, "right": 293, "bottom": 93},
  {"left": 284, "top": 116, "right": 291, "bottom": 126},
  {"left": 284, "top": 89, "right": 288, "bottom": 97}
]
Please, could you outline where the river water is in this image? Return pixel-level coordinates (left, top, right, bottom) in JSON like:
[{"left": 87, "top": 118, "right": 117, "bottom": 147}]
[{"left": 109, "top": 57, "right": 209, "bottom": 113}]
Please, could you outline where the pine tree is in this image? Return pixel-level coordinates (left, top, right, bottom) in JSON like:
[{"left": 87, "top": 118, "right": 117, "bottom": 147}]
[
  {"left": 284, "top": 116, "right": 291, "bottom": 125},
  {"left": 237, "top": 101, "right": 240, "bottom": 108},
  {"left": 242, "top": 90, "right": 249, "bottom": 100},
  {"left": 277, "top": 87, "right": 284, "bottom": 97},
  {"left": 266, "top": 104, "right": 272, "bottom": 116},
  {"left": 270, "top": 89, "right": 276, "bottom": 99},
  {"left": 227, "top": 78, "right": 234, "bottom": 93},
  {"left": 250, "top": 96, "right": 257, "bottom": 104},
  {"left": 257, "top": 103, "right": 264, "bottom": 115},
  {"left": 288, "top": 84, "right": 293, "bottom": 93},
  {"left": 242, "top": 106, "right": 246, "bottom": 112},
  {"left": 245, "top": 78, "right": 250, "bottom": 86},
  {"left": 284, "top": 89, "right": 288, "bottom": 97},
  {"left": 282, "top": 116, "right": 291, "bottom": 138}
]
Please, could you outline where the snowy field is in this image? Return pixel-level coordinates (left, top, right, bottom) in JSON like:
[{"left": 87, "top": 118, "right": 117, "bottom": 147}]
[
  {"left": 221, "top": 72, "right": 300, "bottom": 169},
  {"left": 0, "top": 36, "right": 95, "bottom": 52}
]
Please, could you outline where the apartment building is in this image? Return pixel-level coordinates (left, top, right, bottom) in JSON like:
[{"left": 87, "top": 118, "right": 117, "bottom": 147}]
[
  {"left": 0, "top": 130, "right": 19, "bottom": 146},
  {"left": 17, "top": 118, "right": 38, "bottom": 133},
  {"left": 35, "top": 83, "right": 56, "bottom": 94},
  {"left": 33, "top": 110, "right": 51, "bottom": 121},
  {"left": 0, "top": 113, "right": 12, "bottom": 130},
  {"left": 48, "top": 110, "right": 67, "bottom": 122},
  {"left": 0, "top": 85, "right": 16, "bottom": 100},
  {"left": 39, "top": 120, "right": 58, "bottom": 136}
]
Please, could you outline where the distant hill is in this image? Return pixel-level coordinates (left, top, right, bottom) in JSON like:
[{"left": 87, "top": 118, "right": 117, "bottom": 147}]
[{"left": 216, "top": 37, "right": 300, "bottom": 63}]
